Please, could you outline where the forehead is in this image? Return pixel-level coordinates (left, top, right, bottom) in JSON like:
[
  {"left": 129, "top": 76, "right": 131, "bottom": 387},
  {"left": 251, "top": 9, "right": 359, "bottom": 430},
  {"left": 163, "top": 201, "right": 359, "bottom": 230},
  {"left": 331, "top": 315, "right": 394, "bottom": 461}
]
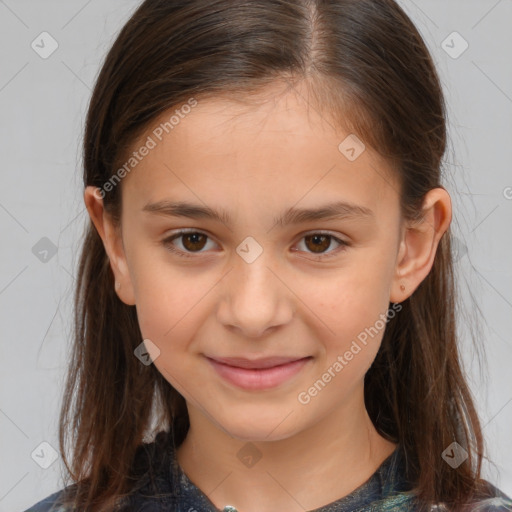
[{"left": 119, "top": 84, "right": 400, "bottom": 216}]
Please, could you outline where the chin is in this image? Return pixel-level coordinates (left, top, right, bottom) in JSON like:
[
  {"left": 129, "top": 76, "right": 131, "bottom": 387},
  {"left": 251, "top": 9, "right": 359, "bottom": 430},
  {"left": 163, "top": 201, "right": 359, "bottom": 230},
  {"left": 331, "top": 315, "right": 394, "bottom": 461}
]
[{"left": 213, "top": 409, "right": 301, "bottom": 443}]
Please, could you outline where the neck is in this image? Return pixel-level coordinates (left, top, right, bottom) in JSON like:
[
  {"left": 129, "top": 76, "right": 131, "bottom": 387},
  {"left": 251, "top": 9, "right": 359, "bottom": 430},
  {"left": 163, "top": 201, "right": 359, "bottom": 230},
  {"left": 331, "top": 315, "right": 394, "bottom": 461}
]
[{"left": 176, "top": 386, "right": 397, "bottom": 512}]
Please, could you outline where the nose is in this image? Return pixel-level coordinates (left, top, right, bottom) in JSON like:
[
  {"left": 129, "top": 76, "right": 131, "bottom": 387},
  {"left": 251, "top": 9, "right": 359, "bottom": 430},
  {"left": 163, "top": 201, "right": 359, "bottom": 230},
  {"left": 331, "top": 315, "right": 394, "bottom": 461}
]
[{"left": 216, "top": 251, "right": 294, "bottom": 338}]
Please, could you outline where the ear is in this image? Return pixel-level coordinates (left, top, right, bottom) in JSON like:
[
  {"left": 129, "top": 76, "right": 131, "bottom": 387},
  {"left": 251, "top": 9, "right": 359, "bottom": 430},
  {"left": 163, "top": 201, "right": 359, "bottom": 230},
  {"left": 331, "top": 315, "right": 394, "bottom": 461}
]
[
  {"left": 390, "top": 187, "right": 452, "bottom": 303},
  {"left": 83, "top": 186, "right": 136, "bottom": 306}
]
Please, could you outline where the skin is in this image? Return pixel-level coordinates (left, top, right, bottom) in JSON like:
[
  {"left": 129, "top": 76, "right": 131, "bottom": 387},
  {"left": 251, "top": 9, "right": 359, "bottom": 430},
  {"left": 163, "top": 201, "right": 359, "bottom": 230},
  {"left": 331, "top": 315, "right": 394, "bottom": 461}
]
[{"left": 85, "top": 81, "right": 451, "bottom": 512}]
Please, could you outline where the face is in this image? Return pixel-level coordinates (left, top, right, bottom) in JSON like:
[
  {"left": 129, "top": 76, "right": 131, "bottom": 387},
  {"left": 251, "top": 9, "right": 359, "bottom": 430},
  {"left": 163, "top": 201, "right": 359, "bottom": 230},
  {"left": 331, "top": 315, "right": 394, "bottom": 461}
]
[{"left": 102, "top": 83, "right": 408, "bottom": 441}]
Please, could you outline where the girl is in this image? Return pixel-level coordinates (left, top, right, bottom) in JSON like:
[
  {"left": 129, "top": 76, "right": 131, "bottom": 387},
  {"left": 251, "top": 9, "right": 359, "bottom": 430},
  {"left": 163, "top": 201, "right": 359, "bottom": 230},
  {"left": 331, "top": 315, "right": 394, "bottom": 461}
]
[{"left": 26, "top": 0, "right": 512, "bottom": 511}]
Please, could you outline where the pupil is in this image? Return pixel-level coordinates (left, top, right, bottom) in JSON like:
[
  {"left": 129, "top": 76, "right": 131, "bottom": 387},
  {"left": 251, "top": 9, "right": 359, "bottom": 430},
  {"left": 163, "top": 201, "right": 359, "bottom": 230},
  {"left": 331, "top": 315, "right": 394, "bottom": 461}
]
[
  {"left": 184, "top": 233, "right": 206, "bottom": 250},
  {"left": 308, "top": 234, "right": 329, "bottom": 253}
]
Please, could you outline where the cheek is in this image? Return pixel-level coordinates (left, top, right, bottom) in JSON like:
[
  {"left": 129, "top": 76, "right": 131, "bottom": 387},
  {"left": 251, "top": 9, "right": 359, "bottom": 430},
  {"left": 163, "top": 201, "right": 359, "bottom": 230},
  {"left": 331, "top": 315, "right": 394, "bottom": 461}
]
[
  {"left": 130, "top": 256, "right": 209, "bottom": 348},
  {"left": 313, "top": 258, "right": 392, "bottom": 322},
  {"left": 309, "top": 257, "right": 394, "bottom": 362},
  {"left": 298, "top": 287, "right": 390, "bottom": 408},
  {"left": 133, "top": 271, "right": 208, "bottom": 389}
]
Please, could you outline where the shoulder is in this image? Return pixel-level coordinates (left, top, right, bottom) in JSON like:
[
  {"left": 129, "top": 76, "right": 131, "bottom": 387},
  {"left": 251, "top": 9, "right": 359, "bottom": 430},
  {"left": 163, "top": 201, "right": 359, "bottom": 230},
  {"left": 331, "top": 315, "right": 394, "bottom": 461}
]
[
  {"left": 464, "top": 481, "right": 512, "bottom": 511},
  {"left": 23, "top": 431, "right": 176, "bottom": 512},
  {"left": 374, "top": 479, "right": 512, "bottom": 512},
  {"left": 425, "top": 481, "right": 512, "bottom": 512},
  {"left": 22, "top": 487, "right": 75, "bottom": 512}
]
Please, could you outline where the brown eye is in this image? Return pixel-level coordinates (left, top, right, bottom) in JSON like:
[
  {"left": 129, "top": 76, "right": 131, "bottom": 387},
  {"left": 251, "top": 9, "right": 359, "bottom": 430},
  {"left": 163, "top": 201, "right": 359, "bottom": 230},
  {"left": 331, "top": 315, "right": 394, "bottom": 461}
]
[
  {"left": 181, "top": 232, "right": 208, "bottom": 251},
  {"left": 162, "top": 230, "right": 215, "bottom": 258},
  {"left": 162, "top": 230, "right": 348, "bottom": 260},
  {"left": 294, "top": 232, "right": 349, "bottom": 259},
  {"left": 304, "top": 234, "right": 332, "bottom": 254}
]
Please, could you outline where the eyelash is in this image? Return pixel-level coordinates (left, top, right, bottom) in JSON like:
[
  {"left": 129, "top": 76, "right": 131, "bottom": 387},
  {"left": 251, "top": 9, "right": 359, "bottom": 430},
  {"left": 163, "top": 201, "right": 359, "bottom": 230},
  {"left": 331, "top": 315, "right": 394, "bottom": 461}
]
[{"left": 161, "top": 229, "right": 350, "bottom": 260}]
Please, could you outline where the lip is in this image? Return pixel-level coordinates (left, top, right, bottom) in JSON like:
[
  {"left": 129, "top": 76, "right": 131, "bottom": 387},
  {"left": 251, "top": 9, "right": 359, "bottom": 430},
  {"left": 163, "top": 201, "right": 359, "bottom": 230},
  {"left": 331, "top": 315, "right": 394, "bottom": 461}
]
[{"left": 206, "top": 355, "right": 313, "bottom": 390}]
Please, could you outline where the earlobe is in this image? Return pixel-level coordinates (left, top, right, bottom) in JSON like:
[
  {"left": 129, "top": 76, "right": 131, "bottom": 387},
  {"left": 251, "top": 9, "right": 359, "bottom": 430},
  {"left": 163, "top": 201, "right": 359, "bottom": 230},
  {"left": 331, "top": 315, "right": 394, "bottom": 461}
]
[
  {"left": 83, "top": 186, "right": 136, "bottom": 306},
  {"left": 390, "top": 188, "right": 452, "bottom": 303}
]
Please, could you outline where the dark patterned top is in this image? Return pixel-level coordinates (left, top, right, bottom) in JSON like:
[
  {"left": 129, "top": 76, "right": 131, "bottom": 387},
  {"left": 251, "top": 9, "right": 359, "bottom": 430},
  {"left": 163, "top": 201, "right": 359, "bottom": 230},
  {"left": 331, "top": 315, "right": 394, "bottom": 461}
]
[{"left": 25, "top": 431, "right": 512, "bottom": 512}]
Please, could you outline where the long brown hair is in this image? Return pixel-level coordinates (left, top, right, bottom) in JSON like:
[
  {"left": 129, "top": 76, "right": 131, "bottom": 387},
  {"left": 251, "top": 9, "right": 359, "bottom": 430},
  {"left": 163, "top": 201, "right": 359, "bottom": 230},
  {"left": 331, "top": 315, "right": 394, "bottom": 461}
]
[{"left": 57, "top": 0, "right": 494, "bottom": 510}]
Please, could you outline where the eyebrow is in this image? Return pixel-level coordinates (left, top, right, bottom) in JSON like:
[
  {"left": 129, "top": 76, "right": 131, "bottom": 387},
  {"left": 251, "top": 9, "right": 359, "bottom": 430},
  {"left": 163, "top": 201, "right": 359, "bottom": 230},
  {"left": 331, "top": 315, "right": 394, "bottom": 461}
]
[{"left": 142, "top": 199, "right": 374, "bottom": 227}]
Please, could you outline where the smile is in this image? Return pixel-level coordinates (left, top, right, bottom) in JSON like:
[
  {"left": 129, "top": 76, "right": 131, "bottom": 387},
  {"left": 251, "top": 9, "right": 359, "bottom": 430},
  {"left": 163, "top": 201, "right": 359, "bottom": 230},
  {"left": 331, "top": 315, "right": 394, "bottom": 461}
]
[{"left": 205, "top": 356, "right": 313, "bottom": 390}]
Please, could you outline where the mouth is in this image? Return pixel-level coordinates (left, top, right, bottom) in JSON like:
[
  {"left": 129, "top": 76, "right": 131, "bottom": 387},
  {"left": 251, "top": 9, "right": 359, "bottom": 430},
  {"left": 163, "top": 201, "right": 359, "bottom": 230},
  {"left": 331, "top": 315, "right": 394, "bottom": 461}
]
[
  {"left": 207, "top": 355, "right": 312, "bottom": 369},
  {"left": 205, "top": 355, "right": 313, "bottom": 390}
]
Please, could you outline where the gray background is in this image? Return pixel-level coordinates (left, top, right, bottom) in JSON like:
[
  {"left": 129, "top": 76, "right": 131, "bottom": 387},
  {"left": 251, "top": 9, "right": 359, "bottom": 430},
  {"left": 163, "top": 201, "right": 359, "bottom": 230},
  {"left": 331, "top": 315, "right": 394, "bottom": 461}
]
[{"left": 0, "top": 1, "right": 511, "bottom": 510}]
